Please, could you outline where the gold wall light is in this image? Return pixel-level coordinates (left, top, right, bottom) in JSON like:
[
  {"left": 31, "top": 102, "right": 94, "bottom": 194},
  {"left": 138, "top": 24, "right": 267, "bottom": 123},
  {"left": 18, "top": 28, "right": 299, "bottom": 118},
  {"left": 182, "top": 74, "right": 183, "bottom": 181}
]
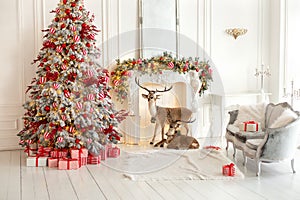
[{"left": 225, "top": 28, "right": 247, "bottom": 39}]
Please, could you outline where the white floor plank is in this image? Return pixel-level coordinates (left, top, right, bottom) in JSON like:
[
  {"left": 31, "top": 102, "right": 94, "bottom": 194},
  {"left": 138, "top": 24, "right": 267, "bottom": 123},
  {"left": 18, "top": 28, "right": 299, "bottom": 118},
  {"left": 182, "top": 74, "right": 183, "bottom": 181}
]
[
  {"left": 171, "top": 180, "right": 210, "bottom": 200},
  {"left": 158, "top": 180, "right": 194, "bottom": 200},
  {"left": 20, "top": 152, "right": 50, "bottom": 200},
  {"left": 185, "top": 180, "right": 237, "bottom": 200},
  {"left": 86, "top": 164, "right": 123, "bottom": 200},
  {"left": 43, "top": 166, "right": 79, "bottom": 200},
  {"left": 66, "top": 166, "right": 106, "bottom": 200},
  {"left": 0, "top": 151, "right": 21, "bottom": 200},
  {"left": 147, "top": 181, "right": 177, "bottom": 199}
]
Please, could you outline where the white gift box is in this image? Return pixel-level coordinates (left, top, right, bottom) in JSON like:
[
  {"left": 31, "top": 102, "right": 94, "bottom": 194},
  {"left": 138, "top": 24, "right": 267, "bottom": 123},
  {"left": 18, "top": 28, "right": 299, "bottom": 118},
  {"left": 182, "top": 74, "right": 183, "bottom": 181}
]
[{"left": 26, "top": 156, "right": 48, "bottom": 167}]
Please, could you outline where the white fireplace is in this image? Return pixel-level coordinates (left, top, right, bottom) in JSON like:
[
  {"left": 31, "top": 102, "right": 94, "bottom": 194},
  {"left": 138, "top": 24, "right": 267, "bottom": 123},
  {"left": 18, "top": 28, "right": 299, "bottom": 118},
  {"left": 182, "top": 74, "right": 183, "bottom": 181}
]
[{"left": 119, "top": 70, "right": 224, "bottom": 145}]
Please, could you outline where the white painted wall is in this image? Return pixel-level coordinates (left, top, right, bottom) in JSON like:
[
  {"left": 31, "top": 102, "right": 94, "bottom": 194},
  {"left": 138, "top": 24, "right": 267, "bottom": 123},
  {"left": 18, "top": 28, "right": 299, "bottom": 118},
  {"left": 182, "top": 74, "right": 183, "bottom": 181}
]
[{"left": 0, "top": 0, "right": 288, "bottom": 149}]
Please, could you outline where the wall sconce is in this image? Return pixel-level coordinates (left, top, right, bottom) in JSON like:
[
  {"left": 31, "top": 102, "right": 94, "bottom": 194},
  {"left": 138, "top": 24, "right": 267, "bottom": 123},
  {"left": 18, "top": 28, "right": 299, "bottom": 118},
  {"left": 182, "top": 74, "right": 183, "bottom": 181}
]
[{"left": 225, "top": 28, "right": 247, "bottom": 39}]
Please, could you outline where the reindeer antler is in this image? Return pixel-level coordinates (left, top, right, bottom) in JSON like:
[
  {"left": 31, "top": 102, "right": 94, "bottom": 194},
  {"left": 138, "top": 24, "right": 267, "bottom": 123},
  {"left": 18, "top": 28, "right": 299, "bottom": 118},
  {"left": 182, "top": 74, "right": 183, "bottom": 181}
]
[
  {"left": 135, "top": 77, "right": 173, "bottom": 93},
  {"left": 135, "top": 77, "right": 151, "bottom": 92},
  {"left": 155, "top": 85, "right": 173, "bottom": 93}
]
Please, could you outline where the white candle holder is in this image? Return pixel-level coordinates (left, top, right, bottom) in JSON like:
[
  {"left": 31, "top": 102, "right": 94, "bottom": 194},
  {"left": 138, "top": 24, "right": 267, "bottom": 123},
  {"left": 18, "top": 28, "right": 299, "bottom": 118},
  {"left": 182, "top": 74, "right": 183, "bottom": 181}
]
[
  {"left": 283, "top": 80, "right": 300, "bottom": 107},
  {"left": 254, "top": 64, "right": 271, "bottom": 92}
]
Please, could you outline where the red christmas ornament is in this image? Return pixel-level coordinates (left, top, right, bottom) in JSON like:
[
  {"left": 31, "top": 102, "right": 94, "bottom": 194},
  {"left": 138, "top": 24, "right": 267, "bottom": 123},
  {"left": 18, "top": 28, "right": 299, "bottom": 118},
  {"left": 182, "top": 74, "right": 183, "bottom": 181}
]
[
  {"left": 55, "top": 17, "right": 59, "bottom": 22},
  {"left": 87, "top": 70, "right": 94, "bottom": 77},
  {"left": 76, "top": 102, "right": 83, "bottom": 109},
  {"left": 71, "top": 2, "right": 76, "bottom": 7},
  {"left": 49, "top": 27, "right": 55, "bottom": 34},
  {"left": 61, "top": 64, "right": 67, "bottom": 70},
  {"left": 61, "top": 115, "right": 67, "bottom": 121},
  {"left": 98, "top": 92, "right": 105, "bottom": 100},
  {"left": 168, "top": 62, "right": 174, "bottom": 69},
  {"left": 61, "top": 23, "right": 66, "bottom": 29},
  {"left": 57, "top": 137, "right": 64, "bottom": 143},
  {"left": 183, "top": 66, "right": 188, "bottom": 72},
  {"left": 87, "top": 94, "right": 95, "bottom": 100},
  {"left": 64, "top": 90, "right": 71, "bottom": 98},
  {"left": 68, "top": 72, "right": 77, "bottom": 82},
  {"left": 75, "top": 139, "right": 80, "bottom": 144},
  {"left": 82, "top": 23, "right": 87, "bottom": 29},
  {"left": 110, "top": 114, "right": 115, "bottom": 118},
  {"left": 56, "top": 46, "right": 63, "bottom": 53},
  {"left": 44, "top": 106, "right": 50, "bottom": 112},
  {"left": 65, "top": 9, "right": 71, "bottom": 15},
  {"left": 53, "top": 83, "right": 59, "bottom": 90},
  {"left": 39, "top": 77, "right": 47, "bottom": 84},
  {"left": 70, "top": 55, "right": 76, "bottom": 60},
  {"left": 74, "top": 35, "right": 80, "bottom": 42},
  {"left": 70, "top": 26, "right": 76, "bottom": 32},
  {"left": 45, "top": 66, "right": 50, "bottom": 71},
  {"left": 86, "top": 43, "right": 91, "bottom": 47},
  {"left": 69, "top": 126, "right": 75, "bottom": 133},
  {"left": 44, "top": 132, "right": 51, "bottom": 140}
]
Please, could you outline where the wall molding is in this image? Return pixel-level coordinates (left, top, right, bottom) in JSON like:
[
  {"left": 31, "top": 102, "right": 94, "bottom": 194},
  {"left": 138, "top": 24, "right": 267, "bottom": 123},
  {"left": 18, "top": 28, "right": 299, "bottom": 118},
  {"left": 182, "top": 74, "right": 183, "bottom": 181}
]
[{"left": 203, "top": 0, "right": 212, "bottom": 59}]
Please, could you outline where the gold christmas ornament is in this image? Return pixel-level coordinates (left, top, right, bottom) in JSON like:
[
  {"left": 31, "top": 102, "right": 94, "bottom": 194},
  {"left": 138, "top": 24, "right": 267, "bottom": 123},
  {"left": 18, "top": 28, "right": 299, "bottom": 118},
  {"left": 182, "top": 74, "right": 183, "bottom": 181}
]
[{"left": 29, "top": 101, "right": 35, "bottom": 107}]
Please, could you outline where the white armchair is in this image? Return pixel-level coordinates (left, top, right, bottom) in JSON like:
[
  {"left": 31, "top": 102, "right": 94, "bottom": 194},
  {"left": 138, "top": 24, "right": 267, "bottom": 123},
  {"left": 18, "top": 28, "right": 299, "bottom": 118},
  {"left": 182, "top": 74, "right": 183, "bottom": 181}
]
[{"left": 242, "top": 103, "right": 300, "bottom": 176}]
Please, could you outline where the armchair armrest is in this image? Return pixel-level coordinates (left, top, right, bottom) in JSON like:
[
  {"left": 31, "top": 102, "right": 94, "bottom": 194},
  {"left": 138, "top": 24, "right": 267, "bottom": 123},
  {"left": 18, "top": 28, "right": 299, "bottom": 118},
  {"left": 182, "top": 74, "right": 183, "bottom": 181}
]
[{"left": 228, "top": 110, "right": 239, "bottom": 125}]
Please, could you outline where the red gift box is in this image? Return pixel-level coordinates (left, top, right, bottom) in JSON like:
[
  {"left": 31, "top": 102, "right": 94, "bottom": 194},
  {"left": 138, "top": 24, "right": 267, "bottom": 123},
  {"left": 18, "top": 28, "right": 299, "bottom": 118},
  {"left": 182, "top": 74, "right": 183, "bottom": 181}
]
[
  {"left": 58, "top": 158, "right": 80, "bottom": 170},
  {"left": 79, "top": 157, "right": 88, "bottom": 166},
  {"left": 70, "top": 148, "right": 88, "bottom": 167},
  {"left": 38, "top": 146, "right": 53, "bottom": 157},
  {"left": 108, "top": 147, "right": 120, "bottom": 158},
  {"left": 70, "top": 148, "right": 88, "bottom": 159},
  {"left": 24, "top": 144, "right": 38, "bottom": 156},
  {"left": 239, "top": 120, "right": 261, "bottom": 132},
  {"left": 48, "top": 158, "right": 58, "bottom": 168},
  {"left": 99, "top": 149, "right": 107, "bottom": 160},
  {"left": 50, "top": 148, "right": 68, "bottom": 158},
  {"left": 87, "top": 154, "right": 101, "bottom": 164},
  {"left": 222, "top": 163, "right": 235, "bottom": 176}
]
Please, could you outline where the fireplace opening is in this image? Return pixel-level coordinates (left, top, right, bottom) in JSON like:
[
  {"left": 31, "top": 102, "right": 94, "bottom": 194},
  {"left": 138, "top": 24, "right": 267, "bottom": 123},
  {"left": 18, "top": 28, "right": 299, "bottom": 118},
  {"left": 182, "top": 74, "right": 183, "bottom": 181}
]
[{"left": 138, "top": 82, "right": 187, "bottom": 143}]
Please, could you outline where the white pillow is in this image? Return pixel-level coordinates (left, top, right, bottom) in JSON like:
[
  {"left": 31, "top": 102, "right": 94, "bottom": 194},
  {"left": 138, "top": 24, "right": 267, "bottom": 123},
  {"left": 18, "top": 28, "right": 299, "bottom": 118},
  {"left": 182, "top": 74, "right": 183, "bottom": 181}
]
[
  {"left": 233, "top": 102, "right": 267, "bottom": 129},
  {"left": 269, "top": 108, "right": 298, "bottom": 128}
]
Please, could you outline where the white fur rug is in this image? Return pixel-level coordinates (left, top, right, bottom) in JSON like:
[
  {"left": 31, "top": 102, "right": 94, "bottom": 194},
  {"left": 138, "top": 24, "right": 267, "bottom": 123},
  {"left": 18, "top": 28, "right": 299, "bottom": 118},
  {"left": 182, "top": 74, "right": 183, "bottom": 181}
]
[{"left": 103, "top": 148, "right": 244, "bottom": 181}]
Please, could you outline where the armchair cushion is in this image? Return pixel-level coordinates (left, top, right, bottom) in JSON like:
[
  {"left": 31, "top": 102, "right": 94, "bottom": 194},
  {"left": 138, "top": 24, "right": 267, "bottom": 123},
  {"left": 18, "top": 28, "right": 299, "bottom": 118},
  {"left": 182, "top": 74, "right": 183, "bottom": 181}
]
[
  {"left": 235, "top": 131, "right": 265, "bottom": 142},
  {"left": 233, "top": 102, "right": 267, "bottom": 129},
  {"left": 246, "top": 139, "right": 264, "bottom": 150},
  {"left": 269, "top": 107, "right": 298, "bottom": 129}
]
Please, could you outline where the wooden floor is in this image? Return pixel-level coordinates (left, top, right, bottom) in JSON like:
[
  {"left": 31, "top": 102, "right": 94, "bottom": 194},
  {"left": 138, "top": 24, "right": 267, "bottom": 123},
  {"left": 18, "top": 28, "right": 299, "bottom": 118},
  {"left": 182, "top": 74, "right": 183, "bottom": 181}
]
[{"left": 1, "top": 138, "right": 300, "bottom": 200}]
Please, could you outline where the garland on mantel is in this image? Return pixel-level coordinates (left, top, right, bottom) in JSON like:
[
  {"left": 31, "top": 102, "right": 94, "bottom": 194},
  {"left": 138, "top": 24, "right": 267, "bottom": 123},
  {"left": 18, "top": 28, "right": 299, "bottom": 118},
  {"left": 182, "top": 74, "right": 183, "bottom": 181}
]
[{"left": 110, "top": 52, "right": 213, "bottom": 102}]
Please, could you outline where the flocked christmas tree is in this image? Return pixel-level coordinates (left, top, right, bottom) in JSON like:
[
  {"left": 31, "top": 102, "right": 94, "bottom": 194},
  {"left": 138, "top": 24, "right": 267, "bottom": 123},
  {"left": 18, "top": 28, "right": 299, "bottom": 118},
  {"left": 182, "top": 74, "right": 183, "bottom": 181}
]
[{"left": 17, "top": 0, "right": 126, "bottom": 155}]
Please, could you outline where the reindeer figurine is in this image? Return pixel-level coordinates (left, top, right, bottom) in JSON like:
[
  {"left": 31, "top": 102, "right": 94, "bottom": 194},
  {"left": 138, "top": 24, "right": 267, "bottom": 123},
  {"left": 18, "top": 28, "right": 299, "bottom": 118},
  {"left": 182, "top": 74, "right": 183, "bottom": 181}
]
[
  {"left": 135, "top": 78, "right": 194, "bottom": 147},
  {"left": 154, "top": 118, "right": 199, "bottom": 149}
]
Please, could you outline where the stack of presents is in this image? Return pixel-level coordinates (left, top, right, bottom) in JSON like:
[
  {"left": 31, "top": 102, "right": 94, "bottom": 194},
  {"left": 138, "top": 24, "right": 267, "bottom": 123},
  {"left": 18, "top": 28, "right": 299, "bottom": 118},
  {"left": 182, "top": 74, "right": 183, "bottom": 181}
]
[{"left": 25, "top": 144, "right": 120, "bottom": 170}]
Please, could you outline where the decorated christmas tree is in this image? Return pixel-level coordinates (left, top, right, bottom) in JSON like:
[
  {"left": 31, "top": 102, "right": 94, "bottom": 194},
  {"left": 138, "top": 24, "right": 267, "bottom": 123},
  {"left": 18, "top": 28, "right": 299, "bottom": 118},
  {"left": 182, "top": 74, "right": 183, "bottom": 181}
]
[{"left": 17, "top": 0, "right": 125, "bottom": 155}]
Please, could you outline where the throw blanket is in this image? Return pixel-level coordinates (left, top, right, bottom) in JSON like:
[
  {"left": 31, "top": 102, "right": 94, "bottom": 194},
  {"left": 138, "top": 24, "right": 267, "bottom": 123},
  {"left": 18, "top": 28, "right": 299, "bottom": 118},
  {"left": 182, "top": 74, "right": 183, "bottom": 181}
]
[{"left": 103, "top": 148, "right": 244, "bottom": 181}]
